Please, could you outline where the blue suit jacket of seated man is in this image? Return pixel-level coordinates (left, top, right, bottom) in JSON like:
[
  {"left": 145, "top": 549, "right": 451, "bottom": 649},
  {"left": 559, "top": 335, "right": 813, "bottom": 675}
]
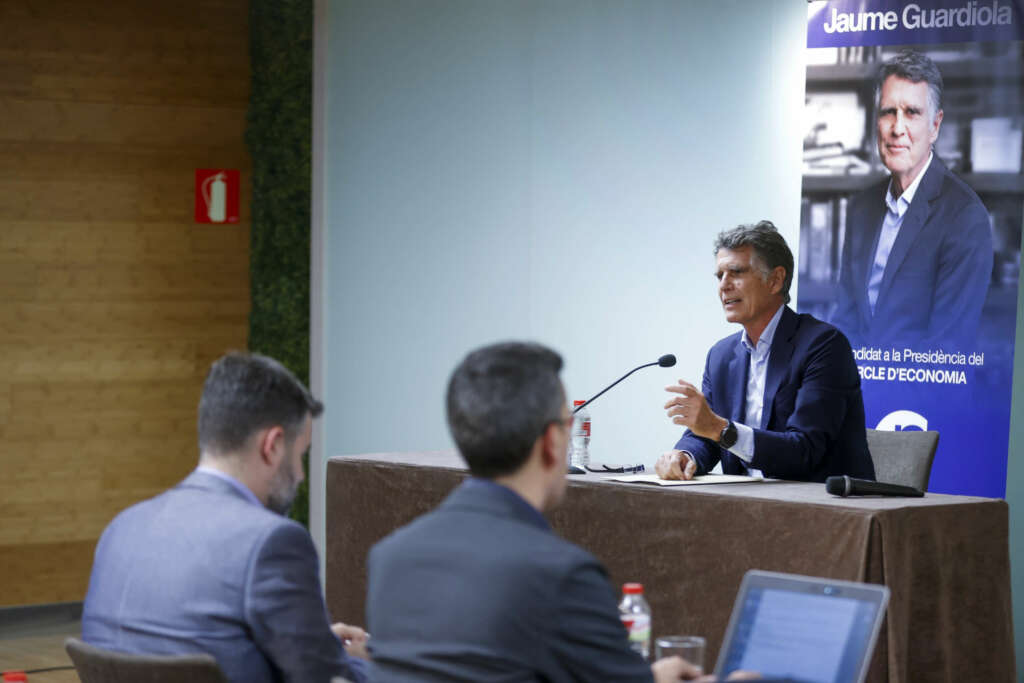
[
  {"left": 81, "top": 469, "right": 367, "bottom": 683},
  {"left": 366, "top": 478, "right": 655, "bottom": 682},
  {"left": 675, "top": 306, "right": 876, "bottom": 482}
]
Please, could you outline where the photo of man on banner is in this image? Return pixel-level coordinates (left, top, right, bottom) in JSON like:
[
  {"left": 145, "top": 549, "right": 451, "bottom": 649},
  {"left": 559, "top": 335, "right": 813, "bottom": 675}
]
[
  {"left": 831, "top": 50, "right": 993, "bottom": 352},
  {"left": 800, "top": 0, "right": 1024, "bottom": 498}
]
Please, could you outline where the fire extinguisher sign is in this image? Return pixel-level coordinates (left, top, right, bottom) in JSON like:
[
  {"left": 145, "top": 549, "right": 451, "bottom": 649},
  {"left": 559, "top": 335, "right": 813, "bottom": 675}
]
[{"left": 194, "top": 169, "right": 240, "bottom": 224}]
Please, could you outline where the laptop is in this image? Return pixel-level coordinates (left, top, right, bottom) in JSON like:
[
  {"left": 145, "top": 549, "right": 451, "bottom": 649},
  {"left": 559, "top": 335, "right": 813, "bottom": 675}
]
[{"left": 713, "top": 570, "right": 889, "bottom": 683}]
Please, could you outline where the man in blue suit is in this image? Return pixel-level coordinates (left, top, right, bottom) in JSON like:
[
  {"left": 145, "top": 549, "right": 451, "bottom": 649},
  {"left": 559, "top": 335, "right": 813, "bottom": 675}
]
[
  {"left": 366, "top": 342, "right": 702, "bottom": 682},
  {"left": 831, "top": 50, "right": 992, "bottom": 351},
  {"left": 656, "top": 222, "right": 875, "bottom": 483},
  {"left": 82, "top": 352, "right": 368, "bottom": 683}
]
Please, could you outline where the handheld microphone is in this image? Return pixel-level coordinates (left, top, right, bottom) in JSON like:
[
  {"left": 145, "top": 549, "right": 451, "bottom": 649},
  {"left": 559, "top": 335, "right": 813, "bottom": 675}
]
[
  {"left": 825, "top": 476, "right": 924, "bottom": 498},
  {"left": 568, "top": 354, "right": 677, "bottom": 474}
]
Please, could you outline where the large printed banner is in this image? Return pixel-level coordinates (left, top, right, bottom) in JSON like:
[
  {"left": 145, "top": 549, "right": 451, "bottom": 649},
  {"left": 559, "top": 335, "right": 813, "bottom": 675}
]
[{"left": 799, "top": 0, "right": 1024, "bottom": 497}]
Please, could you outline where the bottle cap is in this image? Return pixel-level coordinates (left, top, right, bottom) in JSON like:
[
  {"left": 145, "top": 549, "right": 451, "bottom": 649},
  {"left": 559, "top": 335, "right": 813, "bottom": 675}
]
[
  {"left": 623, "top": 582, "right": 644, "bottom": 594},
  {"left": 573, "top": 400, "right": 586, "bottom": 407}
]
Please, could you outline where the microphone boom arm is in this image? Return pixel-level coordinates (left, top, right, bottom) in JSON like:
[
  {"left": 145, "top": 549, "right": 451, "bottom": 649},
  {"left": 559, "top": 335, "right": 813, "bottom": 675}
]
[{"left": 572, "top": 361, "right": 659, "bottom": 414}]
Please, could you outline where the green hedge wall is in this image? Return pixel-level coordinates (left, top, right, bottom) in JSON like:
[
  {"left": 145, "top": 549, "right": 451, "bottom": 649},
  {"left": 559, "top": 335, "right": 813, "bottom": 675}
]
[{"left": 246, "top": 0, "right": 314, "bottom": 527}]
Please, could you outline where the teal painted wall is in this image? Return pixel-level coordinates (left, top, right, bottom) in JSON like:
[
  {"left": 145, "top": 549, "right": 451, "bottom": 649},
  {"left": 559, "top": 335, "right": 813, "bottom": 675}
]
[{"left": 316, "top": 0, "right": 806, "bottom": 486}]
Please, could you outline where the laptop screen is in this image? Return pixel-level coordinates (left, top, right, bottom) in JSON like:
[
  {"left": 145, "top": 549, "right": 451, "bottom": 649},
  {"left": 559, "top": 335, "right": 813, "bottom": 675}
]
[{"left": 715, "top": 571, "right": 889, "bottom": 683}]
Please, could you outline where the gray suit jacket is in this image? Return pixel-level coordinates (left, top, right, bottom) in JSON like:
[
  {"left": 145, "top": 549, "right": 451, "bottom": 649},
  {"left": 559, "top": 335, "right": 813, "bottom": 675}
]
[
  {"left": 365, "top": 479, "right": 653, "bottom": 682},
  {"left": 82, "top": 469, "right": 367, "bottom": 683}
]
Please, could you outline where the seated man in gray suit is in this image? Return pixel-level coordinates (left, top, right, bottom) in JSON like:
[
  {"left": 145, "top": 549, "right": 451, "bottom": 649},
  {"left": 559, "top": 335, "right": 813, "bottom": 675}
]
[
  {"left": 82, "top": 352, "right": 368, "bottom": 683},
  {"left": 365, "top": 342, "right": 702, "bottom": 682}
]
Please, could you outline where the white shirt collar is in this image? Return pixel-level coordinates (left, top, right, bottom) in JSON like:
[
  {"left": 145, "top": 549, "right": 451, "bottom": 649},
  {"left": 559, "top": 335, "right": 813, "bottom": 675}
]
[
  {"left": 196, "top": 465, "right": 263, "bottom": 508},
  {"left": 741, "top": 304, "right": 785, "bottom": 354},
  {"left": 886, "top": 152, "right": 933, "bottom": 216}
]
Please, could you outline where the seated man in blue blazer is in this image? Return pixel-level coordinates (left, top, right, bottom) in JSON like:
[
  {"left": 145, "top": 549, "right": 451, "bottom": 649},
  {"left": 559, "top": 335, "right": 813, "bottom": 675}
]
[
  {"left": 365, "top": 342, "right": 703, "bottom": 682},
  {"left": 82, "top": 352, "right": 369, "bottom": 683},
  {"left": 657, "top": 221, "right": 875, "bottom": 483}
]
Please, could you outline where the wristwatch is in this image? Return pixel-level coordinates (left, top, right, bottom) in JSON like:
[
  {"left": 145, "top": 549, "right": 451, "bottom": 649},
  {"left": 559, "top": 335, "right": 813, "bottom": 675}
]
[{"left": 718, "top": 420, "right": 738, "bottom": 449}]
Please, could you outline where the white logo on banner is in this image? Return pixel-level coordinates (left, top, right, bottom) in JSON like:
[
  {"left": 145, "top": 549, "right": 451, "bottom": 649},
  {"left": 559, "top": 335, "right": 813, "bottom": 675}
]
[{"left": 875, "top": 410, "right": 928, "bottom": 432}]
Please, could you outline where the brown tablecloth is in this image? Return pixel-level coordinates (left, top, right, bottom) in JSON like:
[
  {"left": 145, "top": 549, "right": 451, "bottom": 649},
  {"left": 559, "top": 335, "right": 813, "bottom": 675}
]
[{"left": 325, "top": 451, "right": 1015, "bottom": 682}]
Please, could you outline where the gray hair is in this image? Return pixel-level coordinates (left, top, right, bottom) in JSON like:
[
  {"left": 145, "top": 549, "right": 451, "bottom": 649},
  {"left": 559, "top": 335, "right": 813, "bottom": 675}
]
[
  {"left": 198, "top": 352, "right": 323, "bottom": 456},
  {"left": 714, "top": 220, "right": 794, "bottom": 304},
  {"left": 446, "top": 342, "right": 565, "bottom": 478},
  {"left": 875, "top": 50, "right": 943, "bottom": 123}
]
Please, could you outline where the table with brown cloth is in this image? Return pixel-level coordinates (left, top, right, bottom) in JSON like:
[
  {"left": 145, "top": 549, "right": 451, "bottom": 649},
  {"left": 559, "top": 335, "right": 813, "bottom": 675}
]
[{"left": 325, "top": 451, "right": 1014, "bottom": 683}]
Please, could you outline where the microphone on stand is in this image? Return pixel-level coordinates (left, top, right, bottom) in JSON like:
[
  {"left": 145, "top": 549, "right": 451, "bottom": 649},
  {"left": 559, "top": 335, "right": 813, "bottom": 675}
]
[
  {"left": 573, "top": 354, "right": 676, "bottom": 414},
  {"left": 568, "top": 354, "right": 677, "bottom": 474}
]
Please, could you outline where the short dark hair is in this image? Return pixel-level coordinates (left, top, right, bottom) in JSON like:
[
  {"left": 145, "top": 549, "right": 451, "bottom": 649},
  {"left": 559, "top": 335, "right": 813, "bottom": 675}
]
[
  {"left": 446, "top": 342, "right": 565, "bottom": 478},
  {"left": 875, "top": 50, "right": 943, "bottom": 122},
  {"left": 198, "top": 352, "right": 323, "bottom": 456},
  {"left": 714, "top": 220, "right": 794, "bottom": 304}
]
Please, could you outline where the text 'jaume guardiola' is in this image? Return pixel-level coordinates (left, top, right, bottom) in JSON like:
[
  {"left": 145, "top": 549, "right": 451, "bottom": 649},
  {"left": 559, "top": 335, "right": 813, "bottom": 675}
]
[{"left": 823, "top": 1, "right": 1013, "bottom": 34}]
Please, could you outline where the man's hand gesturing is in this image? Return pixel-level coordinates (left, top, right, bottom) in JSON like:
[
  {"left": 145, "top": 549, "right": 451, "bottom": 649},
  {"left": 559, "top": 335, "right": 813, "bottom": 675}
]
[{"left": 664, "top": 380, "right": 727, "bottom": 441}]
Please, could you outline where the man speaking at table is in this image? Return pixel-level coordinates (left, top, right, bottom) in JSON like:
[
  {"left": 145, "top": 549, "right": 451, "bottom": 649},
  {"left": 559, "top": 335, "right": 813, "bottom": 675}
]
[{"left": 656, "top": 221, "right": 876, "bottom": 483}]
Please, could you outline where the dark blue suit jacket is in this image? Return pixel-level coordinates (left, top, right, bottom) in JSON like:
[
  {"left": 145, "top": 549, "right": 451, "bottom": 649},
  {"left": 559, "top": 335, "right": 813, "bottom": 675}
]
[
  {"left": 366, "top": 479, "right": 653, "bottom": 682},
  {"left": 82, "top": 470, "right": 366, "bottom": 683},
  {"left": 674, "top": 307, "right": 875, "bottom": 482},
  {"left": 832, "top": 156, "right": 992, "bottom": 350}
]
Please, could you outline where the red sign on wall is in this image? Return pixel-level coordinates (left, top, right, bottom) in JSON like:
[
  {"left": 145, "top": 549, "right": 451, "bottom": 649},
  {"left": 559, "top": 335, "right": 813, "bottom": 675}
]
[{"left": 195, "top": 169, "right": 240, "bottom": 224}]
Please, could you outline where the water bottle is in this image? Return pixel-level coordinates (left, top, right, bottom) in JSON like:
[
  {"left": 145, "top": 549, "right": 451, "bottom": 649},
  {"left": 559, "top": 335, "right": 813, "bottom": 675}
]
[
  {"left": 571, "top": 400, "right": 590, "bottom": 469},
  {"left": 619, "top": 582, "right": 652, "bottom": 660}
]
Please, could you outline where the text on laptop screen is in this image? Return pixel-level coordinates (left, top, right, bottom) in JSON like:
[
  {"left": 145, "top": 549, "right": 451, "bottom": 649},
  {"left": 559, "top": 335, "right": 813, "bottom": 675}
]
[{"left": 721, "top": 587, "right": 881, "bottom": 683}]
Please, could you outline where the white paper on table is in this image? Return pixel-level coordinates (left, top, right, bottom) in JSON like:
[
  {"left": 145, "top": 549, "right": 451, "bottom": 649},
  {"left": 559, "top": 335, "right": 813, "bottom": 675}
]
[{"left": 609, "top": 474, "right": 764, "bottom": 486}]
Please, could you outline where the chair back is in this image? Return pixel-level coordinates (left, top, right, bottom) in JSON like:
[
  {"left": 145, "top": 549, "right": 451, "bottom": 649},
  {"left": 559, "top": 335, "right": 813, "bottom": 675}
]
[
  {"left": 65, "top": 637, "right": 227, "bottom": 683},
  {"left": 865, "top": 428, "right": 939, "bottom": 491}
]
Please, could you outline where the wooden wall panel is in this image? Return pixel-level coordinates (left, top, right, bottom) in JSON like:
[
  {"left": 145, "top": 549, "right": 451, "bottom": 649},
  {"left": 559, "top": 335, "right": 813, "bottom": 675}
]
[{"left": 0, "top": 0, "right": 252, "bottom": 606}]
